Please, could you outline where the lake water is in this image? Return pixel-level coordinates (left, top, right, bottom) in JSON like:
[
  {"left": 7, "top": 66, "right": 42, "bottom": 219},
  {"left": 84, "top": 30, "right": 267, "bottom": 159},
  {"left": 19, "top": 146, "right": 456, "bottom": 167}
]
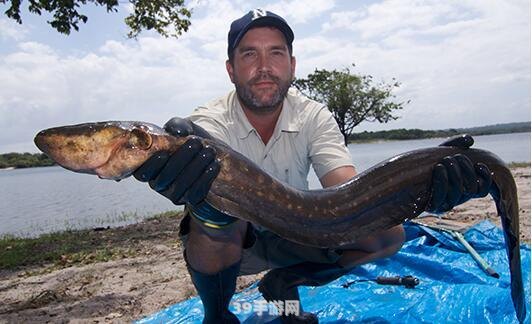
[{"left": 0, "top": 132, "right": 529, "bottom": 237}]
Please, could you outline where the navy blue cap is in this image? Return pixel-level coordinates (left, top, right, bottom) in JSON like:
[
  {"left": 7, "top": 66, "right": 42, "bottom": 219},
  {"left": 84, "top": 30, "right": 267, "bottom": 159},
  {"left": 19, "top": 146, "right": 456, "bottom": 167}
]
[{"left": 227, "top": 9, "right": 294, "bottom": 57}]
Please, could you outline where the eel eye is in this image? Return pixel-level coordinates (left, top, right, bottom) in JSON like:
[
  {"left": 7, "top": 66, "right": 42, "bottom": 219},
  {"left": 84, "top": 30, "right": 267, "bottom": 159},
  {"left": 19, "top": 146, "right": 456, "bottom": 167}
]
[{"left": 129, "top": 128, "right": 152, "bottom": 150}]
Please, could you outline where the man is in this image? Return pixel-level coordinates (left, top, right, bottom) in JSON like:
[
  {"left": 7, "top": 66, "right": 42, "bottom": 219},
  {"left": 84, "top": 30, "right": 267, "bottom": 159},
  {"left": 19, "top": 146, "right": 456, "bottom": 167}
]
[{"left": 135, "top": 9, "right": 491, "bottom": 324}]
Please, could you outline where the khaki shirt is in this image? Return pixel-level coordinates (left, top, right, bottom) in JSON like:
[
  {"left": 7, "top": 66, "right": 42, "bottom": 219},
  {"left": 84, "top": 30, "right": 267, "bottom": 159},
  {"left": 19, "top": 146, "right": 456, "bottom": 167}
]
[{"left": 188, "top": 88, "right": 354, "bottom": 190}]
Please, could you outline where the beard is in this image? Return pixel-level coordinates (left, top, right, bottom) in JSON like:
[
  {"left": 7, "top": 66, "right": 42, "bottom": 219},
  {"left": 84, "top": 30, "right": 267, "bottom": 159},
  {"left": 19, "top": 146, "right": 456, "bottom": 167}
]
[{"left": 234, "top": 72, "right": 291, "bottom": 114}]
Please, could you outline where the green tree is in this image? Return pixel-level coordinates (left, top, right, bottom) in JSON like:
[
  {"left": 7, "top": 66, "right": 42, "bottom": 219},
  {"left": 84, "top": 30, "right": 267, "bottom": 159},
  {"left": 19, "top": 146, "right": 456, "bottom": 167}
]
[
  {"left": 294, "top": 65, "right": 408, "bottom": 145},
  {"left": 0, "top": 152, "right": 55, "bottom": 168},
  {"left": 1, "top": 0, "right": 191, "bottom": 38}
]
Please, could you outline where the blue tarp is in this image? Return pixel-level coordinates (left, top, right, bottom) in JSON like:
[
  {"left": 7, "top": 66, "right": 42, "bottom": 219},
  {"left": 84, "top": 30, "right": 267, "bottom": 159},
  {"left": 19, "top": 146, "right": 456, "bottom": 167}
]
[{"left": 137, "top": 221, "right": 531, "bottom": 323}]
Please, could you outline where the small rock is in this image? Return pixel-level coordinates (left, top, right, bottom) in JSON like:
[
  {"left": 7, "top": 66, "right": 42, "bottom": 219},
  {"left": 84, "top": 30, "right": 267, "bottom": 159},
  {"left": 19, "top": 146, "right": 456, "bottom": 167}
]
[{"left": 105, "top": 312, "right": 123, "bottom": 319}]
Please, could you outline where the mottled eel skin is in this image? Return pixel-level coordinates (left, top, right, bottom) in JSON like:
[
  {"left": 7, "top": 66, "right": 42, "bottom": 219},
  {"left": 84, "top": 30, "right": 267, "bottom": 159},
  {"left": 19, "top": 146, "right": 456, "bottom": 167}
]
[{"left": 34, "top": 121, "right": 525, "bottom": 322}]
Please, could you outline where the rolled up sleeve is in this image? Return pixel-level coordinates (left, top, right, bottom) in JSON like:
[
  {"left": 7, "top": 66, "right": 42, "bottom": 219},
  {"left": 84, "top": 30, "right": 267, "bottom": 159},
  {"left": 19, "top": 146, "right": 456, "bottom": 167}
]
[{"left": 308, "top": 107, "right": 355, "bottom": 179}]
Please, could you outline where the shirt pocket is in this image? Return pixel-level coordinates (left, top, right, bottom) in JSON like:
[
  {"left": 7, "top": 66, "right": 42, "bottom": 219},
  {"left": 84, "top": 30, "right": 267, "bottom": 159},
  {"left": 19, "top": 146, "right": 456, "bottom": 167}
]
[
  {"left": 270, "top": 142, "right": 309, "bottom": 189},
  {"left": 268, "top": 152, "right": 292, "bottom": 184}
]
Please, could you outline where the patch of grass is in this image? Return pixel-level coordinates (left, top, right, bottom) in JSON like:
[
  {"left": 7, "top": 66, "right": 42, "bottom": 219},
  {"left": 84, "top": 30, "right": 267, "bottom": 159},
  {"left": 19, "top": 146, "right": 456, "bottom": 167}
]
[
  {"left": 145, "top": 210, "right": 181, "bottom": 221},
  {"left": 0, "top": 230, "right": 90, "bottom": 269},
  {"left": 0, "top": 210, "right": 183, "bottom": 271}
]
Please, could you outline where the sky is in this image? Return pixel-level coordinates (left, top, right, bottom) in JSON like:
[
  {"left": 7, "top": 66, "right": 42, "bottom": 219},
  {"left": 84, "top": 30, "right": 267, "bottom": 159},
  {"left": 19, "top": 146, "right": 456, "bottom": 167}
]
[{"left": 0, "top": 0, "right": 530, "bottom": 153}]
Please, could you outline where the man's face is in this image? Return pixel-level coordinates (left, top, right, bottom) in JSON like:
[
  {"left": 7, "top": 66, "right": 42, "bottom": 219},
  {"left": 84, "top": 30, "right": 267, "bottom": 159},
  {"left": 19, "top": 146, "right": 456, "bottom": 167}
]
[{"left": 226, "top": 27, "right": 296, "bottom": 114}]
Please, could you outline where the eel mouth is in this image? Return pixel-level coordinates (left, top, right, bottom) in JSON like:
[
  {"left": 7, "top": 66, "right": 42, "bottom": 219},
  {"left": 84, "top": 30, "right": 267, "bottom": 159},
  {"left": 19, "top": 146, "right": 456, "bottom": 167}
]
[{"left": 34, "top": 130, "right": 54, "bottom": 155}]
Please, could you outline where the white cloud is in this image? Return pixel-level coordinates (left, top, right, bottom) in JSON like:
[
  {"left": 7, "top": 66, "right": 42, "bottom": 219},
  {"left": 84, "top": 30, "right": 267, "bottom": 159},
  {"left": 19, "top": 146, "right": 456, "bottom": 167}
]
[
  {"left": 0, "top": 37, "right": 229, "bottom": 153},
  {"left": 323, "top": 0, "right": 480, "bottom": 40},
  {"left": 304, "top": 0, "right": 530, "bottom": 131},
  {"left": 267, "top": 0, "right": 336, "bottom": 24},
  {"left": 0, "top": 0, "right": 529, "bottom": 153},
  {"left": 0, "top": 18, "right": 29, "bottom": 41},
  {"left": 184, "top": 0, "right": 241, "bottom": 43}
]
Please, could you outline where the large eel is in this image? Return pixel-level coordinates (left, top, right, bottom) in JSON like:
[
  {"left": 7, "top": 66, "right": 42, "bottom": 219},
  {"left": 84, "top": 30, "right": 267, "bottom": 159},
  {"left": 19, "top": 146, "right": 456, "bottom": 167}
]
[{"left": 34, "top": 121, "right": 525, "bottom": 322}]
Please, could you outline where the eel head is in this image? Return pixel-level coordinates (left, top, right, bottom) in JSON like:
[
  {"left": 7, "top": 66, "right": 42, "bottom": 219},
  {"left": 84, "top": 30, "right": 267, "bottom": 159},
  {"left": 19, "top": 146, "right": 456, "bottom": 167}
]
[{"left": 34, "top": 121, "right": 173, "bottom": 180}]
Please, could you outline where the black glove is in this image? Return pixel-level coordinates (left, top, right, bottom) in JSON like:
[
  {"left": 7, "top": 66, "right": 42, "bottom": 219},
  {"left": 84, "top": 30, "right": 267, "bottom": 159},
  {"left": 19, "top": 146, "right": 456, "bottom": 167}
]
[
  {"left": 427, "top": 135, "right": 492, "bottom": 213},
  {"left": 133, "top": 117, "right": 219, "bottom": 206}
]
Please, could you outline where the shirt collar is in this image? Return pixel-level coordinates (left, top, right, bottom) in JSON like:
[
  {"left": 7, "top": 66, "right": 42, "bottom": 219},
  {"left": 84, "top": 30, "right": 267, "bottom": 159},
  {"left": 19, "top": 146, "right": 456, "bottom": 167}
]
[{"left": 231, "top": 88, "right": 302, "bottom": 140}]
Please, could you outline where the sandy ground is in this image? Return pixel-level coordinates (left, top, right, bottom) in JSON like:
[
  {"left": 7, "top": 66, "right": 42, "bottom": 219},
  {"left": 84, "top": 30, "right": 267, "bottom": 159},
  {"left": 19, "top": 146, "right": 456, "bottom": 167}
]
[{"left": 0, "top": 166, "right": 529, "bottom": 323}]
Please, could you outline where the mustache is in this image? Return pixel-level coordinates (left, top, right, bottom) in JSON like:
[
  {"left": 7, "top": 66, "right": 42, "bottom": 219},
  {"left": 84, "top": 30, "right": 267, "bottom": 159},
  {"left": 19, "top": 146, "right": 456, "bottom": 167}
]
[{"left": 248, "top": 73, "right": 281, "bottom": 85}]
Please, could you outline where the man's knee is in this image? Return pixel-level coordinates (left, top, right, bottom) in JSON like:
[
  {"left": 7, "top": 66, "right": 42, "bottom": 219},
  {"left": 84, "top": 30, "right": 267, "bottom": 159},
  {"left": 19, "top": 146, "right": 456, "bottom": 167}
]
[
  {"left": 337, "top": 225, "right": 405, "bottom": 268},
  {"left": 344, "top": 224, "right": 405, "bottom": 253},
  {"left": 369, "top": 224, "right": 405, "bottom": 256},
  {"left": 185, "top": 217, "right": 248, "bottom": 273},
  {"left": 188, "top": 216, "right": 248, "bottom": 247},
  {"left": 382, "top": 224, "right": 405, "bottom": 256}
]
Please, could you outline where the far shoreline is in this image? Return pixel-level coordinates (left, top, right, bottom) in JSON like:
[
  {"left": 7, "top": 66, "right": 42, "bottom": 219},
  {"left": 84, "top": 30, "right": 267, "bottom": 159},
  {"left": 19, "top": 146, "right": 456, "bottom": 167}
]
[
  {"left": 0, "top": 126, "right": 531, "bottom": 171},
  {"left": 348, "top": 129, "right": 531, "bottom": 144},
  {"left": 2, "top": 130, "right": 530, "bottom": 170}
]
